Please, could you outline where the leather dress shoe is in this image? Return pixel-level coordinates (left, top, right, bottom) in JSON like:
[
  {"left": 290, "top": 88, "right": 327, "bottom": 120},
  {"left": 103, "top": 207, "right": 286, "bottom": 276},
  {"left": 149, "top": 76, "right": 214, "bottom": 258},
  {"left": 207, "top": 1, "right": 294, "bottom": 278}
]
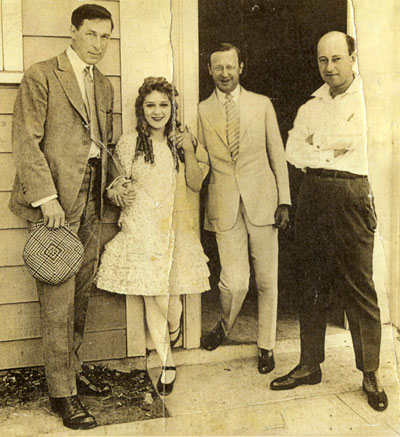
[
  {"left": 258, "top": 348, "right": 275, "bottom": 374},
  {"left": 49, "top": 395, "right": 97, "bottom": 430},
  {"left": 201, "top": 321, "right": 226, "bottom": 351},
  {"left": 270, "top": 364, "right": 322, "bottom": 390},
  {"left": 363, "top": 372, "right": 388, "bottom": 411},
  {"left": 77, "top": 373, "right": 112, "bottom": 396},
  {"left": 157, "top": 366, "right": 176, "bottom": 396}
]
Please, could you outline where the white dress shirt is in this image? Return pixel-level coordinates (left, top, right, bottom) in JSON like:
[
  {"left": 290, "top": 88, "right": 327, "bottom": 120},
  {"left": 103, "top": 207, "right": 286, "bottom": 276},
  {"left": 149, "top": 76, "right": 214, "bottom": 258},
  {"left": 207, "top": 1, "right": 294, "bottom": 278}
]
[
  {"left": 66, "top": 46, "right": 100, "bottom": 159},
  {"left": 32, "top": 46, "right": 101, "bottom": 208},
  {"left": 286, "top": 75, "right": 369, "bottom": 175}
]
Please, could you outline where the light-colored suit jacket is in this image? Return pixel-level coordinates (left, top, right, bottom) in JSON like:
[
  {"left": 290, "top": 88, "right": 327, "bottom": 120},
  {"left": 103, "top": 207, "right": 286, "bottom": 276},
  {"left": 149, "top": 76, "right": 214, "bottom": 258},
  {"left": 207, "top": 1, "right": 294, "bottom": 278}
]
[
  {"left": 197, "top": 87, "right": 291, "bottom": 232},
  {"left": 9, "top": 51, "right": 114, "bottom": 223}
]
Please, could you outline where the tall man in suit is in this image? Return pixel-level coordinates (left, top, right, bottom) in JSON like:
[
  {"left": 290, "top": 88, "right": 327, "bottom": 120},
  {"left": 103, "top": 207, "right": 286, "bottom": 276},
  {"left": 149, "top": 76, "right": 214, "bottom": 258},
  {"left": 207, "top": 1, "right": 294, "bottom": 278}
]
[
  {"left": 270, "top": 32, "right": 388, "bottom": 412},
  {"left": 9, "top": 4, "right": 130, "bottom": 429},
  {"left": 197, "top": 43, "right": 291, "bottom": 373}
]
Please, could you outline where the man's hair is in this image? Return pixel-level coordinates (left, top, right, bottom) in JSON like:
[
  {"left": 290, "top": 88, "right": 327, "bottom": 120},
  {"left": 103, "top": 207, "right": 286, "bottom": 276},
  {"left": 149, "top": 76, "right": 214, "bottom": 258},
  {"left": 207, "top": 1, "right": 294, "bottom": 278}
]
[
  {"left": 346, "top": 35, "right": 356, "bottom": 55},
  {"left": 208, "top": 43, "right": 243, "bottom": 65},
  {"left": 71, "top": 4, "right": 114, "bottom": 31}
]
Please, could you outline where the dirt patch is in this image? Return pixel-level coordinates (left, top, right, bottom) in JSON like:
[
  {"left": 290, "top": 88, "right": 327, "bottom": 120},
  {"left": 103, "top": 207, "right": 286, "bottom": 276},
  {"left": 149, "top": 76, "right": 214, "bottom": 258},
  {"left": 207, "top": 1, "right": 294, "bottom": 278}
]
[{"left": 0, "top": 364, "right": 167, "bottom": 427}]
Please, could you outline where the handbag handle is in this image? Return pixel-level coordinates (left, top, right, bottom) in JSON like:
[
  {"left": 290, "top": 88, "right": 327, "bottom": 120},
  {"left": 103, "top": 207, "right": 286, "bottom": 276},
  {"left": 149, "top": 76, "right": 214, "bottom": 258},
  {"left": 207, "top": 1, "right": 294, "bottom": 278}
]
[{"left": 81, "top": 120, "right": 127, "bottom": 178}]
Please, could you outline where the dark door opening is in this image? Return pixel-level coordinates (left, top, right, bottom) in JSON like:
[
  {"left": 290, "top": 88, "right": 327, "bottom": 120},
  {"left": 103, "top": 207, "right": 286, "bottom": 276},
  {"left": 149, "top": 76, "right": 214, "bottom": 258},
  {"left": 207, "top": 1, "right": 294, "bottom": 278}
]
[{"left": 199, "top": 0, "right": 348, "bottom": 343}]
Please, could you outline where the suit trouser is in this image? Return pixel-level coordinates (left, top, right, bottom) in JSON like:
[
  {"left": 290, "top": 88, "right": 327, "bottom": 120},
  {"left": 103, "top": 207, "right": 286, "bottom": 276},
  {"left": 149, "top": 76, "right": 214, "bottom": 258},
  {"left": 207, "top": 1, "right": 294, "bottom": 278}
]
[
  {"left": 215, "top": 199, "right": 278, "bottom": 350},
  {"left": 31, "top": 162, "right": 101, "bottom": 397},
  {"left": 296, "top": 174, "right": 381, "bottom": 372}
]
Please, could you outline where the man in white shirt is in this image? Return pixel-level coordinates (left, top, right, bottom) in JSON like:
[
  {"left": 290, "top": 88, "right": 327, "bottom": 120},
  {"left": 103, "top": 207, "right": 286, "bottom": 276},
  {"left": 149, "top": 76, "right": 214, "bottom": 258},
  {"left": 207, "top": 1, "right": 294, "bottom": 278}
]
[
  {"left": 270, "top": 31, "right": 388, "bottom": 412},
  {"left": 196, "top": 43, "right": 291, "bottom": 374},
  {"left": 9, "top": 4, "right": 130, "bottom": 429}
]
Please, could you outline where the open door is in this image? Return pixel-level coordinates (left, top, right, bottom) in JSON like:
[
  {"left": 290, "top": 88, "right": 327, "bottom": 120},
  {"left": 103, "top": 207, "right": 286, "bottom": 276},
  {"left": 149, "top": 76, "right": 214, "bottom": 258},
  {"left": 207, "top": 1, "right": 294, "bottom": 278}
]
[{"left": 198, "top": 0, "right": 350, "bottom": 341}]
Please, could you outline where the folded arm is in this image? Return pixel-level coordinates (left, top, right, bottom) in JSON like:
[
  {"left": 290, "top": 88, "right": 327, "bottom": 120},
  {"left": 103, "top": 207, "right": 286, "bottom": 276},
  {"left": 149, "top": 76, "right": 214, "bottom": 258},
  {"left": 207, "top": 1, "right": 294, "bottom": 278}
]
[
  {"left": 286, "top": 105, "right": 336, "bottom": 169},
  {"left": 312, "top": 111, "right": 366, "bottom": 152}
]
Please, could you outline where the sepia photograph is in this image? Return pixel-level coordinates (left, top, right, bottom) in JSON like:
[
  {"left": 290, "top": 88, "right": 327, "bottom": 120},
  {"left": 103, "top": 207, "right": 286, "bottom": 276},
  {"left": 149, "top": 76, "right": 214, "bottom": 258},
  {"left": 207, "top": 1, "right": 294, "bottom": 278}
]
[{"left": 0, "top": 0, "right": 398, "bottom": 435}]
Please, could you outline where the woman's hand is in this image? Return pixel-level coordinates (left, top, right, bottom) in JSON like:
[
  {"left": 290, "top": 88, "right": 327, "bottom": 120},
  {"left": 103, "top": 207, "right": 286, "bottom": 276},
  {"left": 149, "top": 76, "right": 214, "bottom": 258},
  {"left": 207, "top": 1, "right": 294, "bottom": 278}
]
[
  {"left": 169, "top": 125, "right": 197, "bottom": 154},
  {"left": 107, "top": 178, "right": 135, "bottom": 208}
]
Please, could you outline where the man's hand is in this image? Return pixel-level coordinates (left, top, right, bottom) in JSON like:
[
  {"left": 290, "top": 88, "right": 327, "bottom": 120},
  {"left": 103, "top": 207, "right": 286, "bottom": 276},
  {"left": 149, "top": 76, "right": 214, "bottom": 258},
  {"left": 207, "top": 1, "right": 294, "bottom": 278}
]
[
  {"left": 107, "top": 178, "right": 135, "bottom": 208},
  {"left": 40, "top": 199, "right": 65, "bottom": 228},
  {"left": 273, "top": 204, "right": 290, "bottom": 230}
]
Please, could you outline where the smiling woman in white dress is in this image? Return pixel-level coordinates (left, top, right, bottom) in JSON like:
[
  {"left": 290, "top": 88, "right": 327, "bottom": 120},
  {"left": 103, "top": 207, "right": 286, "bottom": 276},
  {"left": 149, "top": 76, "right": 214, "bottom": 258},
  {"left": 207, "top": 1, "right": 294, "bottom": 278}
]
[{"left": 96, "top": 77, "right": 210, "bottom": 396}]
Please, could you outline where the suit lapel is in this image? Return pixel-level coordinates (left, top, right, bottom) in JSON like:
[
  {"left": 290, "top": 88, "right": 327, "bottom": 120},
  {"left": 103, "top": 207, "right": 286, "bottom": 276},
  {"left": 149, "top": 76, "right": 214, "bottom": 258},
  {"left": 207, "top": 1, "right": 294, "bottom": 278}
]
[
  {"left": 204, "top": 88, "right": 255, "bottom": 148},
  {"left": 239, "top": 88, "right": 255, "bottom": 142},
  {"left": 54, "top": 51, "right": 89, "bottom": 125},
  {"left": 93, "top": 66, "right": 108, "bottom": 142},
  {"left": 204, "top": 91, "right": 228, "bottom": 147}
]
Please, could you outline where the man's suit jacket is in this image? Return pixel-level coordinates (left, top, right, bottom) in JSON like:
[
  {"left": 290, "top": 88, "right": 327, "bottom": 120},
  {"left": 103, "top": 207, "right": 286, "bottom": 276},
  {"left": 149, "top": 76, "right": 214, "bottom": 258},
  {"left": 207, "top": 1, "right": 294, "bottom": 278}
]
[
  {"left": 9, "top": 51, "right": 114, "bottom": 223},
  {"left": 197, "top": 87, "right": 291, "bottom": 233}
]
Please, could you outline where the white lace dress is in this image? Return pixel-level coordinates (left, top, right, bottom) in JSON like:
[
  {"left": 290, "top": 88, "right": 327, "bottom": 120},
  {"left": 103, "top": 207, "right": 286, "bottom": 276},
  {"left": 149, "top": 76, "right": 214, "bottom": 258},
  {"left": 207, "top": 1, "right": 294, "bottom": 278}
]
[{"left": 96, "top": 133, "right": 210, "bottom": 296}]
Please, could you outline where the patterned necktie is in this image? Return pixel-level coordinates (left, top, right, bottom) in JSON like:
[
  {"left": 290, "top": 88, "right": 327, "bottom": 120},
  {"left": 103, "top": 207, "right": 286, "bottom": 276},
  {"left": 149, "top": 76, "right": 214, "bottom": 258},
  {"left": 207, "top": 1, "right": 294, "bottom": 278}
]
[
  {"left": 225, "top": 93, "right": 240, "bottom": 161},
  {"left": 83, "top": 66, "right": 101, "bottom": 145}
]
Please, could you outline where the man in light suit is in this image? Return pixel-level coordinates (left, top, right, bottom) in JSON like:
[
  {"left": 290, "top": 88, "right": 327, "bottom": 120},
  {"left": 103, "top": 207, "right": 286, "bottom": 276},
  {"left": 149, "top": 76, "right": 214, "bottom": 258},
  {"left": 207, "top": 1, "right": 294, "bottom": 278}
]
[
  {"left": 9, "top": 4, "right": 129, "bottom": 430},
  {"left": 197, "top": 43, "right": 291, "bottom": 373}
]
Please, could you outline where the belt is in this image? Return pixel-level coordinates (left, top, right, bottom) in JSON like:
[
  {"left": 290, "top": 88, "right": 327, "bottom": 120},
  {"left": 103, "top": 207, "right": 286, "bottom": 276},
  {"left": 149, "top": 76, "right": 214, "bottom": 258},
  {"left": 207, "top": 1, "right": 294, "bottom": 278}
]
[
  {"left": 87, "top": 157, "right": 101, "bottom": 167},
  {"left": 306, "top": 168, "right": 367, "bottom": 179}
]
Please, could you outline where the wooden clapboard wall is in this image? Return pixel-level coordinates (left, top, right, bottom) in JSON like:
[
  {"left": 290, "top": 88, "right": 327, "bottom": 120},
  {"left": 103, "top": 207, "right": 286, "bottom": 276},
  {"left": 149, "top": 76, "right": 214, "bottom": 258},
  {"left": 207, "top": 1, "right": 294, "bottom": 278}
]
[{"left": 0, "top": 0, "right": 127, "bottom": 369}]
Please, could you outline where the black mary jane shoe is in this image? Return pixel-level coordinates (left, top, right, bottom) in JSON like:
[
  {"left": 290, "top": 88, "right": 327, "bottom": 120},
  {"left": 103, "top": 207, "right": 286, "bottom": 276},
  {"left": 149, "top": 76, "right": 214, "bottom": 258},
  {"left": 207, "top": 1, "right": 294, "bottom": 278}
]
[
  {"left": 49, "top": 395, "right": 97, "bottom": 430},
  {"left": 170, "top": 318, "right": 182, "bottom": 348},
  {"left": 76, "top": 373, "right": 112, "bottom": 397},
  {"left": 157, "top": 366, "right": 176, "bottom": 396},
  {"left": 362, "top": 373, "right": 388, "bottom": 412},
  {"left": 258, "top": 348, "right": 275, "bottom": 374}
]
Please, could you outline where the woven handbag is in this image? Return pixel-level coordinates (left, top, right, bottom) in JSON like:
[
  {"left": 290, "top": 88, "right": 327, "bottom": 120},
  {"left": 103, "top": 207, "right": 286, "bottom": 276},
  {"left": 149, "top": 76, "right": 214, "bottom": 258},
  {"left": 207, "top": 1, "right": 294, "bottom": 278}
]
[{"left": 23, "top": 223, "right": 84, "bottom": 285}]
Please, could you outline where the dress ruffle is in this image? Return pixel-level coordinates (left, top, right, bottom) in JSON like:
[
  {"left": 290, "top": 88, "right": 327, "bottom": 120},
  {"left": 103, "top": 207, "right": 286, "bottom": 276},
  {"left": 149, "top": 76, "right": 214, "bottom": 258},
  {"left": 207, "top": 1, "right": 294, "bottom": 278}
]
[{"left": 96, "top": 133, "right": 210, "bottom": 296}]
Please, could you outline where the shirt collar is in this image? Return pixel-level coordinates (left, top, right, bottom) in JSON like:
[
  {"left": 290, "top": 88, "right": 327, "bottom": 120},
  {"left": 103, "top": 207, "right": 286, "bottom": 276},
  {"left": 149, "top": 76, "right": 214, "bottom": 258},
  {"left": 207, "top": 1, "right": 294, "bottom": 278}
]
[
  {"left": 312, "top": 74, "right": 362, "bottom": 101},
  {"left": 215, "top": 84, "right": 241, "bottom": 104},
  {"left": 66, "top": 46, "right": 93, "bottom": 78}
]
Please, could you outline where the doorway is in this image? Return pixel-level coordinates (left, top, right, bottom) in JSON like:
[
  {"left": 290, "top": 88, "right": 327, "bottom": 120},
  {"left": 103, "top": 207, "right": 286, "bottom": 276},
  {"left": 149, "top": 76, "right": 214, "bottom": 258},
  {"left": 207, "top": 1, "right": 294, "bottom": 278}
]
[{"left": 198, "top": 0, "right": 348, "bottom": 343}]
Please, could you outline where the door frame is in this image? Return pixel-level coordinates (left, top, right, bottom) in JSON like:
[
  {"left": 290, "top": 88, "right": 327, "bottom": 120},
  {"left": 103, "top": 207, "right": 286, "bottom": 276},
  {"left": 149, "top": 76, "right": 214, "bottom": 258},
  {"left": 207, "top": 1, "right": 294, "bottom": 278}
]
[
  {"left": 120, "top": 0, "right": 399, "bottom": 358},
  {"left": 120, "top": 0, "right": 201, "bottom": 356}
]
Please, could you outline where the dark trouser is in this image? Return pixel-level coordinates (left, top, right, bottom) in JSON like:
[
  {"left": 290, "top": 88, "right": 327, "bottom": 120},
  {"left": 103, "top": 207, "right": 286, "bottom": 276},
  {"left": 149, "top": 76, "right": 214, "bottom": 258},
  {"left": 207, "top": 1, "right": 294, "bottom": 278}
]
[
  {"left": 31, "top": 161, "right": 101, "bottom": 397},
  {"left": 296, "top": 173, "right": 381, "bottom": 372}
]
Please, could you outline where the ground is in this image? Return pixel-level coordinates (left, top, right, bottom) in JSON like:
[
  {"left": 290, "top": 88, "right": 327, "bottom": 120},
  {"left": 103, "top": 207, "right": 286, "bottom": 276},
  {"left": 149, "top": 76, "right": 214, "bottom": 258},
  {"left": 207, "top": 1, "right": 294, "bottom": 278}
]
[
  {"left": 0, "top": 364, "right": 166, "bottom": 430},
  {"left": 1, "top": 324, "right": 398, "bottom": 436}
]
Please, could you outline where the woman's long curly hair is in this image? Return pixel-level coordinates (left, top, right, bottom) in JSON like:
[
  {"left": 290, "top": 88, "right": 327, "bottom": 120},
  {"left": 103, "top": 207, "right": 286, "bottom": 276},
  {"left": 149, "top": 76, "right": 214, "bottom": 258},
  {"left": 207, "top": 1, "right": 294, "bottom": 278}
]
[{"left": 134, "top": 76, "right": 182, "bottom": 170}]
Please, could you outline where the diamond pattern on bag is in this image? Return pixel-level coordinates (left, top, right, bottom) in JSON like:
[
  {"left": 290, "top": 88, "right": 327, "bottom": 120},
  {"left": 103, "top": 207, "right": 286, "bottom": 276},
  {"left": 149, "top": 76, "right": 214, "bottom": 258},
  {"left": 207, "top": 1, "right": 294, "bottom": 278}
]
[
  {"left": 23, "top": 223, "right": 84, "bottom": 285},
  {"left": 44, "top": 243, "right": 62, "bottom": 260}
]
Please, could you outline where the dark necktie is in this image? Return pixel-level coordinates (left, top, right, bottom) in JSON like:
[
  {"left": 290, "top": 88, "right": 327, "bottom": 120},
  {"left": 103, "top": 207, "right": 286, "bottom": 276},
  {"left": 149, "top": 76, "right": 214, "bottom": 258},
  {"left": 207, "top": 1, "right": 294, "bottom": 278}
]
[{"left": 83, "top": 66, "right": 101, "bottom": 146}]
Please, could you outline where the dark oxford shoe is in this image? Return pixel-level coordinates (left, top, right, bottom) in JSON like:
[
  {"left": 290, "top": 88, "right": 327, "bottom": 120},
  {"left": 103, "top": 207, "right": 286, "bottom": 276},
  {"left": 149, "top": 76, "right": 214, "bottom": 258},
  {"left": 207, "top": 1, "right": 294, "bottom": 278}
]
[
  {"left": 270, "top": 364, "right": 322, "bottom": 390},
  {"left": 363, "top": 372, "right": 388, "bottom": 412},
  {"left": 76, "top": 372, "right": 112, "bottom": 397},
  {"left": 201, "top": 321, "right": 226, "bottom": 351},
  {"left": 258, "top": 348, "right": 275, "bottom": 374},
  {"left": 49, "top": 395, "right": 97, "bottom": 430}
]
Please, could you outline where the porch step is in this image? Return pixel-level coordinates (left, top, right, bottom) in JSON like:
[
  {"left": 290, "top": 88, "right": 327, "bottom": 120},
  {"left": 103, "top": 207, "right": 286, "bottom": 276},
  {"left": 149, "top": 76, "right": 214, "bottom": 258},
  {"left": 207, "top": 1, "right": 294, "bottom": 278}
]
[
  {"left": 99, "top": 323, "right": 395, "bottom": 372},
  {"left": 147, "top": 323, "right": 395, "bottom": 369}
]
